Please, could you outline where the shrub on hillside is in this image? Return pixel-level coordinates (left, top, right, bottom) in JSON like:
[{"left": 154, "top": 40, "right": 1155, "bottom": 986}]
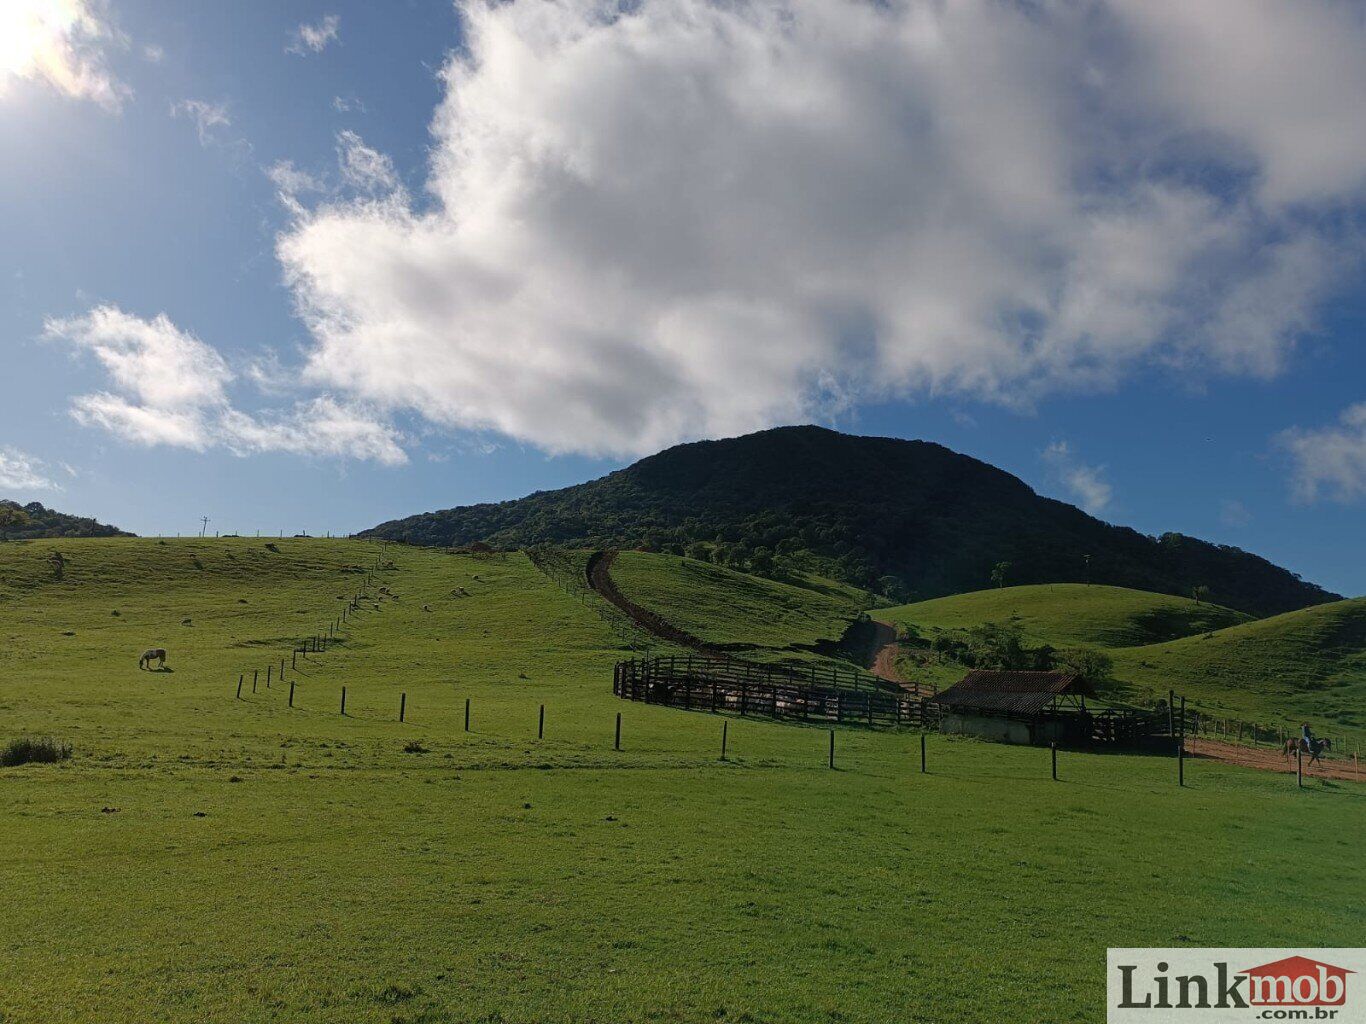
[
  {"left": 1, "top": 736, "right": 72, "bottom": 767},
  {"left": 1054, "top": 647, "right": 1114, "bottom": 685}
]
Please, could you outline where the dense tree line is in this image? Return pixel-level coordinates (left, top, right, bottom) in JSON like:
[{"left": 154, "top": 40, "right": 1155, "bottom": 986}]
[{"left": 0, "top": 501, "right": 131, "bottom": 540}]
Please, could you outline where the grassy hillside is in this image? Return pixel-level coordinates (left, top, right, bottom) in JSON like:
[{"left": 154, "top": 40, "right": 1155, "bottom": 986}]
[
  {"left": 363, "top": 425, "right": 1338, "bottom": 617},
  {"left": 880, "top": 584, "right": 1250, "bottom": 649},
  {"left": 0, "top": 538, "right": 1360, "bottom": 1024},
  {"left": 1110, "top": 599, "right": 1366, "bottom": 732},
  {"left": 606, "top": 551, "right": 867, "bottom": 659},
  {"left": 878, "top": 583, "right": 1362, "bottom": 737}
]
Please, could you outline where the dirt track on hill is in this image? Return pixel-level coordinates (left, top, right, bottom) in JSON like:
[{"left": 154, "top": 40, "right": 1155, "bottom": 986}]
[
  {"left": 585, "top": 549, "right": 724, "bottom": 656},
  {"left": 868, "top": 621, "right": 908, "bottom": 683},
  {"left": 1185, "top": 738, "right": 1364, "bottom": 783}
]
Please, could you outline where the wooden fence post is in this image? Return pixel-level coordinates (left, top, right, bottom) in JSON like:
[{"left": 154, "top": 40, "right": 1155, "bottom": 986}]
[
  {"left": 1051, "top": 742, "right": 1057, "bottom": 781},
  {"left": 279, "top": 657, "right": 285, "bottom": 681},
  {"left": 828, "top": 730, "right": 835, "bottom": 770},
  {"left": 288, "top": 681, "right": 295, "bottom": 708},
  {"left": 399, "top": 692, "right": 406, "bottom": 722},
  {"left": 464, "top": 698, "right": 470, "bottom": 732},
  {"left": 615, "top": 712, "right": 622, "bottom": 751},
  {"left": 721, "top": 719, "right": 728, "bottom": 762},
  {"left": 920, "top": 733, "right": 927, "bottom": 774},
  {"left": 340, "top": 686, "right": 347, "bottom": 716},
  {"left": 253, "top": 669, "right": 259, "bottom": 691},
  {"left": 236, "top": 676, "right": 242, "bottom": 700},
  {"left": 267, "top": 664, "right": 272, "bottom": 686},
  {"left": 1178, "top": 695, "right": 1186, "bottom": 787},
  {"left": 538, "top": 704, "right": 545, "bottom": 740},
  {"left": 1297, "top": 745, "right": 1303, "bottom": 789}
]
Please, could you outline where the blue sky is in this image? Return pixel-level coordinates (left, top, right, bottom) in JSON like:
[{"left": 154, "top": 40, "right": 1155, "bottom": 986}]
[{"left": 2, "top": 0, "right": 1365, "bottom": 597}]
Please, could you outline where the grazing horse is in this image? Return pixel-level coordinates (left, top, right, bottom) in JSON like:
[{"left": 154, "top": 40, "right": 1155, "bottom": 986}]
[
  {"left": 138, "top": 648, "right": 167, "bottom": 671},
  {"left": 1283, "top": 737, "right": 1331, "bottom": 764}
]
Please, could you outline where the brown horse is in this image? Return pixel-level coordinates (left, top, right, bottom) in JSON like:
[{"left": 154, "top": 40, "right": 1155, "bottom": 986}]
[
  {"left": 138, "top": 648, "right": 167, "bottom": 670},
  {"left": 1283, "top": 737, "right": 1331, "bottom": 764}
]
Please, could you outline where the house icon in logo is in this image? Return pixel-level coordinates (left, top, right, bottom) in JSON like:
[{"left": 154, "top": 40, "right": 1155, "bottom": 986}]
[{"left": 1241, "top": 955, "right": 1354, "bottom": 1007}]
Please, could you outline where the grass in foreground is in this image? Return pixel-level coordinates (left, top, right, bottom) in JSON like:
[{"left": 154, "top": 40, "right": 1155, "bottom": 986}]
[{"left": 0, "top": 539, "right": 1360, "bottom": 1024}]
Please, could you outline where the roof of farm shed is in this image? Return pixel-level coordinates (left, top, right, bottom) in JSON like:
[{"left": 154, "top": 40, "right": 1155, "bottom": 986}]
[{"left": 928, "top": 670, "right": 1093, "bottom": 715}]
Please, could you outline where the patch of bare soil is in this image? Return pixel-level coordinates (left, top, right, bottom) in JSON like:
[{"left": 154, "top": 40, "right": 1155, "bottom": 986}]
[
  {"left": 869, "top": 621, "right": 910, "bottom": 685},
  {"left": 1185, "top": 737, "right": 1364, "bottom": 783}
]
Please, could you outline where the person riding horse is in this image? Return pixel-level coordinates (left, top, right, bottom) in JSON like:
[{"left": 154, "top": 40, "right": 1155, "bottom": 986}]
[{"left": 1284, "top": 724, "right": 1332, "bottom": 765}]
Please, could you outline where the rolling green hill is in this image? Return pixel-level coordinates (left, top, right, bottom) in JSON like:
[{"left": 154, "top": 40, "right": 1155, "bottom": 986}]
[
  {"left": 1110, "top": 599, "right": 1366, "bottom": 732},
  {"left": 877, "top": 582, "right": 1363, "bottom": 736},
  {"left": 880, "top": 584, "right": 1251, "bottom": 649},
  {"left": 0, "top": 538, "right": 1360, "bottom": 1023},
  {"left": 363, "top": 425, "right": 1338, "bottom": 617}
]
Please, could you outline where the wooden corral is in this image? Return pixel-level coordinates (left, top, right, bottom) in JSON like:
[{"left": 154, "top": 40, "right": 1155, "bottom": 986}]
[{"left": 614, "top": 655, "right": 938, "bottom": 730}]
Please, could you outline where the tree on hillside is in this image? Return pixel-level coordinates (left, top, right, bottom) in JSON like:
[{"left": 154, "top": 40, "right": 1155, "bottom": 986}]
[
  {"left": 1191, "top": 584, "right": 1211, "bottom": 604},
  {"left": 0, "top": 505, "right": 31, "bottom": 540},
  {"left": 963, "top": 622, "right": 1035, "bottom": 671},
  {"left": 990, "top": 561, "right": 1011, "bottom": 589},
  {"left": 747, "top": 547, "right": 775, "bottom": 576},
  {"left": 1054, "top": 647, "right": 1113, "bottom": 685}
]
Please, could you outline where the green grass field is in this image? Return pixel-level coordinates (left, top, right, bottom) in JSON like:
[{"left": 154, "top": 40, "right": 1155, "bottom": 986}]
[{"left": 0, "top": 540, "right": 1361, "bottom": 1024}]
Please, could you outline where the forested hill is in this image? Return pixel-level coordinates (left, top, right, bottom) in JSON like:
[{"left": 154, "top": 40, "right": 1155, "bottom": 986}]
[
  {"left": 0, "top": 500, "right": 132, "bottom": 540},
  {"left": 363, "top": 425, "right": 1337, "bottom": 617}
]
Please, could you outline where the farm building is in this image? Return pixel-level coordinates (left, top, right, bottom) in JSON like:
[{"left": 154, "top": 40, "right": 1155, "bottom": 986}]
[{"left": 929, "top": 669, "right": 1097, "bottom": 746}]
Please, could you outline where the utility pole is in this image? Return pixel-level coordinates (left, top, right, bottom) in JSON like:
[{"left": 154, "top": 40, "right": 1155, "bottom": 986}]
[{"left": 199, "top": 516, "right": 210, "bottom": 538}]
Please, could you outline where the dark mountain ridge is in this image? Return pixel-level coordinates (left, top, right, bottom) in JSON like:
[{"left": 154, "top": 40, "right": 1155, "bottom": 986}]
[{"left": 363, "top": 425, "right": 1338, "bottom": 617}]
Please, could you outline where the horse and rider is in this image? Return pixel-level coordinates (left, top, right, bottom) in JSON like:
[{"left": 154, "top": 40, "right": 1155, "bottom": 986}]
[{"left": 1284, "top": 722, "right": 1332, "bottom": 765}]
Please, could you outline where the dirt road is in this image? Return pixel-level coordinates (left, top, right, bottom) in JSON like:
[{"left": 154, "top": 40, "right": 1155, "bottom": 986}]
[
  {"left": 868, "top": 620, "right": 907, "bottom": 682},
  {"left": 1185, "top": 737, "right": 1363, "bottom": 783}
]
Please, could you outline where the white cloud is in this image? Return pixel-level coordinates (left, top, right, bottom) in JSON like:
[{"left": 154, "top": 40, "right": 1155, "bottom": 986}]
[
  {"left": 44, "top": 305, "right": 406, "bottom": 465},
  {"left": 1280, "top": 403, "right": 1366, "bottom": 502},
  {"left": 141, "top": 43, "right": 162, "bottom": 63},
  {"left": 287, "top": 14, "right": 340, "bottom": 56},
  {"left": 0, "top": 447, "right": 59, "bottom": 491},
  {"left": 335, "top": 130, "right": 399, "bottom": 194},
  {"left": 269, "top": 0, "right": 1366, "bottom": 458},
  {"left": 171, "top": 98, "right": 231, "bottom": 146},
  {"left": 220, "top": 397, "right": 407, "bottom": 465},
  {"left": 0, "top": 0, "right": 130, "bottom": 111},
  {"left": 1042, "top": 441, "right": 1113, "bottom": 515}
]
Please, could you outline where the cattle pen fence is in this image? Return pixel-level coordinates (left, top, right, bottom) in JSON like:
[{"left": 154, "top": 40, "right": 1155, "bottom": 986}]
[{"left": 613, "top": 655, "right": 940, "bottom": 731}]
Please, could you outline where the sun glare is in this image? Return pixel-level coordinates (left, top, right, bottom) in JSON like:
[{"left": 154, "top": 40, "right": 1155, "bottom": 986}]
[{"left": 0, "top": 0, "right": 123, "bottom": 109}]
